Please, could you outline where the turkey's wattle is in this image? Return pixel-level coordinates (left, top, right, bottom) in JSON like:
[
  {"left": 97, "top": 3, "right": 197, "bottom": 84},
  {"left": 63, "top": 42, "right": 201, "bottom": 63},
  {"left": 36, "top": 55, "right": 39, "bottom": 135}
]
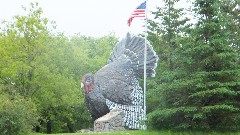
[
  {"left": 81, "top": 74, "right": 94, "bottom": 94},
  {"left": 81, "top": 33, "right": 159, "bottom": 129}
]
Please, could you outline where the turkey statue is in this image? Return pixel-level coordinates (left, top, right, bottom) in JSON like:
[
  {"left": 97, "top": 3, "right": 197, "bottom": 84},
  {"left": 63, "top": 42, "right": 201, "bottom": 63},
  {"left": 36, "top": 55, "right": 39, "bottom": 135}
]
[{"left": 81, "top": 33, "right": 159, "bottom": 129}]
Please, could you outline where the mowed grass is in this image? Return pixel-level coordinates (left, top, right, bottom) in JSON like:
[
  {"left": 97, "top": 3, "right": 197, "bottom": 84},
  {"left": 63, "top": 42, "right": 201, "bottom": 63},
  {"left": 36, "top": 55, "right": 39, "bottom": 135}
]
[{"left": 31, "top": 130, "right": 240, "bottom": 135}]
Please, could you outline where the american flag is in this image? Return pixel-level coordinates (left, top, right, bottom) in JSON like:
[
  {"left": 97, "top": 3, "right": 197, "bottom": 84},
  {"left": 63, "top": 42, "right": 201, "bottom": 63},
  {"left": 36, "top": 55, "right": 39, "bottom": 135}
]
[{"left": 127, "top": 1, "right": 146, "bottom": 27}]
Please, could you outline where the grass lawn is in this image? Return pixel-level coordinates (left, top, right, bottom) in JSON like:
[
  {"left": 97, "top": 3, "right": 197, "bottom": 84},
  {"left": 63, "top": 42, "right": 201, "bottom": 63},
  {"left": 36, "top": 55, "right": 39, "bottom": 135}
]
[{"left": 31, "top": 130, "right": 240, "bottom": 135}]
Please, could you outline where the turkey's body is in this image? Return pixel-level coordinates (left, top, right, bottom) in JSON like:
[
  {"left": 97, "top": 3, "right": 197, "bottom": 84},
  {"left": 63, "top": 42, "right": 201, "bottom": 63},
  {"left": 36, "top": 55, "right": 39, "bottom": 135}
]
[
  {"left": 84, "top": 89, "right": 110, "bottom": 121},
  {"left": 82, "top": 33, "right": 158, "bottom": 129}
]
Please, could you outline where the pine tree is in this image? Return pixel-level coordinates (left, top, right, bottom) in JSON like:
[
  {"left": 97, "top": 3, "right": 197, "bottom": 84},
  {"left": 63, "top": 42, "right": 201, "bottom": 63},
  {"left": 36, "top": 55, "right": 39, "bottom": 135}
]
[
  {"left": 147, "top": 0, "right": 240, "bottom": 131},
  {"left": 147, "top": 0, "right": 190, "bottom": 112}
]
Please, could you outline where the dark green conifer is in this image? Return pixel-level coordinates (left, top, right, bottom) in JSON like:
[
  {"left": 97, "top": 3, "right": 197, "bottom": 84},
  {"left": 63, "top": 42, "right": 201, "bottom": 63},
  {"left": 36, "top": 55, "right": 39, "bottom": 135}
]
[{"left": 148, "top": 0, "right": 240, "bottom": 131}]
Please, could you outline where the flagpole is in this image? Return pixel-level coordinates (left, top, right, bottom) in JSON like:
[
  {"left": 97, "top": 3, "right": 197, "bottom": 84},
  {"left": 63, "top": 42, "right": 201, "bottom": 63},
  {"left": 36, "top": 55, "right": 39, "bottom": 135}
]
[{"left": 143, "top": 0, "right": 148, "bottom": 130}]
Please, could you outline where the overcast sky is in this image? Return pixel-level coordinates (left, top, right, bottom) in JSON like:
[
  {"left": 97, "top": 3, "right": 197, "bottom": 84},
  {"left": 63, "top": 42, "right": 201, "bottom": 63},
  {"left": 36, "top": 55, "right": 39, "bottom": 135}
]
[{"left": 0, "top": 0, "right": 191, "bottom": 38}]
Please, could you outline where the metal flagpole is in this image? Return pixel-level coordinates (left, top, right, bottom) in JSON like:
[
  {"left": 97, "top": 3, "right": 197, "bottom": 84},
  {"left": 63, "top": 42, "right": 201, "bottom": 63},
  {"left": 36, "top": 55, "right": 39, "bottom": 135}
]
[{"left": 143, "top": 0, "right": 148, "bottom": 130}]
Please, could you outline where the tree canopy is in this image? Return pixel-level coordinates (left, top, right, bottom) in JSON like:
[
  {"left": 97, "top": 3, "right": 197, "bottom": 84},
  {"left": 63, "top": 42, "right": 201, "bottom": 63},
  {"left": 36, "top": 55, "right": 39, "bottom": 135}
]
[
  {"left": 147, "top": 0, "right": 240, "bottom": 131},
  {"left": 0, "top": 2, "right": 118, "bottom": 134}
]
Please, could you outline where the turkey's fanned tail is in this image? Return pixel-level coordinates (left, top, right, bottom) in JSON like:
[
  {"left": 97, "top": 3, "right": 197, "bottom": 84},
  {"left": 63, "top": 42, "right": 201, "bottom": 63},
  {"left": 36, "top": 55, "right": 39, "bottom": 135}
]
[{"left": 108, "top": 33, "right": 159, "bottom": 78}]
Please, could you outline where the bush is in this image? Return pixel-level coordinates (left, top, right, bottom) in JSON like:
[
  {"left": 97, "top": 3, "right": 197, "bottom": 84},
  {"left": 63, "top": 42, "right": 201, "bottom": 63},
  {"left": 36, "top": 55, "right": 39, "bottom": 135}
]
[
  {"left": 0, "top": 94, "right": 38, "bottom": 135},
  {"left": 147, "top": 106, "right": 240, "bottom": 131}
]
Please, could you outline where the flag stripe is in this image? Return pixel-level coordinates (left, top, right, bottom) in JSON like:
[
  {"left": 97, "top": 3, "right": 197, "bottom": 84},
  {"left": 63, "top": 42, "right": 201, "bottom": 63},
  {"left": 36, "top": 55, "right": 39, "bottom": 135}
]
[
  {"left": 127, "top": 1, "right": 146, "bottom": 26},
  {"left": 132, "top": 9, "right": 145, "bottom": 12},
  {"left": 132, "top": 13, "right": 145, "bottom": 15},
  {"left": 130, "top": 16, "right": 145, "bottom": 18}
]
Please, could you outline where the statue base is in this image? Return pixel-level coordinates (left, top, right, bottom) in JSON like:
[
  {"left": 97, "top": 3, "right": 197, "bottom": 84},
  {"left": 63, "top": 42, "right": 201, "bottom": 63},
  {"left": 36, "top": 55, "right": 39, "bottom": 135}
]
[{"left": 94, "top": 108, "right": 125, "bottom": 132}]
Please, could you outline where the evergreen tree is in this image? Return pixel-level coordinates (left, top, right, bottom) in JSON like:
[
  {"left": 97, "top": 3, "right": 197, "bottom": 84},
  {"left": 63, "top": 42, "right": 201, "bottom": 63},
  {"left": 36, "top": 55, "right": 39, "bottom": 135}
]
[
  {"left": 147, "top": 0, "right": 189, "bottom": 115},
  {"left": 148, "top": 0, "right": 240, "bottom": 131}
]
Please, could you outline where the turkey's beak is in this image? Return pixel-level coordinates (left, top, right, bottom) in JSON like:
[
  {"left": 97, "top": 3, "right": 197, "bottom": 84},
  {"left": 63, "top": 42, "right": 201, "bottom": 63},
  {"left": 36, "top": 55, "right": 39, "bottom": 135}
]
[{"left": 81, "top": 82, "right": 84, "bottom": 89}]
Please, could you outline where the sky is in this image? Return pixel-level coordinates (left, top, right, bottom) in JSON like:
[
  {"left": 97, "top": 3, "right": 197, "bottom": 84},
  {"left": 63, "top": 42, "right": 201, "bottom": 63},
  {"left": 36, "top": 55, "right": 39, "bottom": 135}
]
[{"left": 0, "top": 0, "right": 191, "bottom": 38}]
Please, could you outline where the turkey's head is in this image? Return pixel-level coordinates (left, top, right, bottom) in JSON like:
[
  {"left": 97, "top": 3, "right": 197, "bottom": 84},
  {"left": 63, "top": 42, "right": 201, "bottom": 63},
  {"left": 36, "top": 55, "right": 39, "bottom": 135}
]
[{"left": 81, "top": 73, "right": 94, "bottom": 94}]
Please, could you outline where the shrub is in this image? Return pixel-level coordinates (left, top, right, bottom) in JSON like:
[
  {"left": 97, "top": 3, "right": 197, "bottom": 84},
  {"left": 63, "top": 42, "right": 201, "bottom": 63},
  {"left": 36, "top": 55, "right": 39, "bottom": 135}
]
[{"left": 0, "top": 94, "right": 38, "bottom": 135}]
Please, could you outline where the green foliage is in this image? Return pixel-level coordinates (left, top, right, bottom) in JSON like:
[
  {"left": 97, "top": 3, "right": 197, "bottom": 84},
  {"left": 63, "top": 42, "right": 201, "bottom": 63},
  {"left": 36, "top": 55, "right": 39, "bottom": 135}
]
[
  {"left": 2, "top": 0, "right": 239, "bottom": 133},
  {"left": 30, "top": 33, "right": 117, "bottom": 133},
  {"left": 0, "top": 2, "right": 118, "bottom": 134},
  {"left": 0, "top": 94, "right": 38, "bottom": 135},
  {"left": 147, "top": 0, "right": 190, "bottom": 112},
  {"left": 147, "top": 0, "right": 240, "bottom": 131}
]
